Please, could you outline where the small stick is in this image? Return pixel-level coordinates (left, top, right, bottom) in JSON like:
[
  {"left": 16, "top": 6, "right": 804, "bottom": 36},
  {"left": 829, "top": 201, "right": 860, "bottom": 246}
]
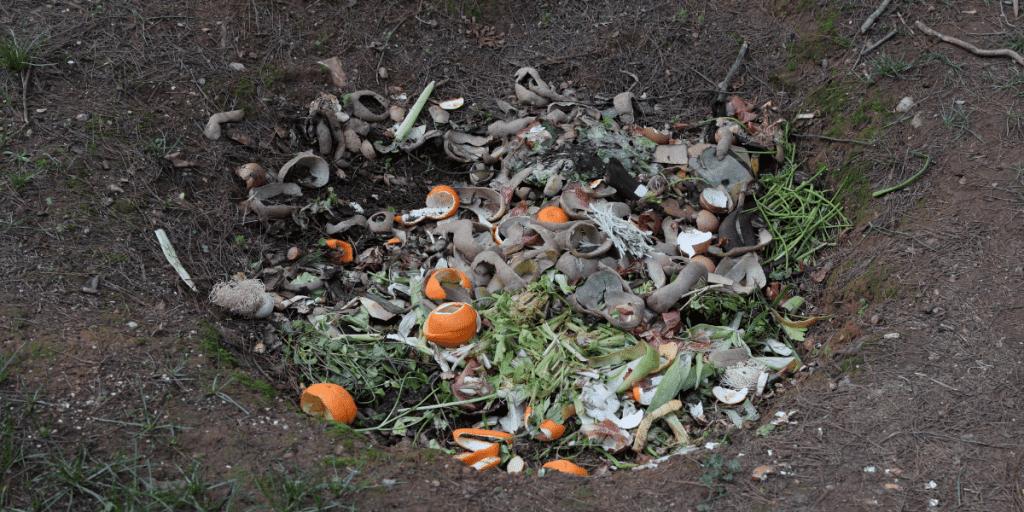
[
  {"left": 861, "top": 28, "right": 898, "bottom": 55},
  {"left": 860, "top": 0, "right": 893, "bottom": 34},
  {"left": 999, "top": 0, "right": 1017, "bottom": 28},
  {"left": 717, "top": 41, "right": 748, "bottom": 103},
  {"left": 21, "top": 67, "right": 30, "bottom": 124},
  {"left": 791, "top": 132, "right": 876, "bottom": 146},
  {"left": 916, "top": 20, "right": 1024, "bottom": 67},
  {"left": 872, "top": 151, "right": 931, "bottom": 197}
]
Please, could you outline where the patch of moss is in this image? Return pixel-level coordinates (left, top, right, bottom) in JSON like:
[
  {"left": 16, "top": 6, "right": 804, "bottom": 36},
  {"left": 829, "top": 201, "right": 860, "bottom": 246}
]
[
  {"left": 789, "top": 9, "right": 852, "bottom": 64},
  {"left": 232, "top": 371, "right": 277, "bottom": 400},
  {"left": 104, "top": 252, "right": 128, "bottom": 263},
  {"left": 111, "top": 199, "right": 136, "bottom": 214},
  {"left": 833, "top": 262, "right": 900, "bottom": 304},
  {"left": 838, "top": 354, "right": 864, "bottom": 374},
  {"left": 198, "top": 321, "right": 236, "bottom": 368},
  {"left": 328, "top": 423, "right": 370, "bottom": 446},
  {"left": 835, "top": 150, "right": 874, "bottom": 224}
]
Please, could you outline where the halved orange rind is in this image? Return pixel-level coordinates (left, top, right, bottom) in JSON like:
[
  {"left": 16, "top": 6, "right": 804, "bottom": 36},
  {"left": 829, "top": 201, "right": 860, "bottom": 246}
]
[
  {"left": 424, "top": 302, "right": 480, "bottom": 348},
  {"left": 425, "top": 268, "right": 472, "bottom": 301},
  {"left": 424, "top": 185, "right": 460, "bottom": 220},
  {"left": 543, "top": 459, "right": 588, "bottom": 476},
  {"left": 301, "top": 383, "right": 357, "bottom": 425}
]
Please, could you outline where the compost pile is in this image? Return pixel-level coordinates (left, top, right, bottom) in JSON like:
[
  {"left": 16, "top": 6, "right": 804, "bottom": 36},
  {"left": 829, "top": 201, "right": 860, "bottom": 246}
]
[{"left": 205, "top": 66, "right": 848, "bottom": 475}]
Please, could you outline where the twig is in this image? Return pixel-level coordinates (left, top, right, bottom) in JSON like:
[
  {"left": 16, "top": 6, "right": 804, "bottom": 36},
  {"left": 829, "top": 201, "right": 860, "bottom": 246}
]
[
  {"left": 865, "top": 223, "right": 937, "bottom": 251},
  {"left": 21, "top": 67, "right": 30, "bottom": 125},
  {"left": 861, "top": 28, "right": 898, "bottom": 55},
  {"left": 957, "top": 467, "right": 967, "bottom": 506},
  {"left": 621, "top": 70, "right": 640, "bottom": 91},
  {"left": 861, "top": 0, "right": 893, "bottom": 34},
  {"left": 999, "top": 0, "right": 1017, "bottom": 28},
  {"left": 913, "top": 371, "right": 959, "bottom": 391},
  {"left": 791, "top": 132, "right": 876, "bottom": 145},
  {"left": 872, "top": 151, "right": 931, "bottom": 197},
  {"left": 881, "top": 430, "right": 1024, "bottom": 448},
  {"left": 374, "top": 16, "right": 410, "bottom": 86},
  {"left": 916, "top": 20, "right": 1024, "bottom": 67},
  {"left": 716, "top": 41, "right": 748, "bottom": 103}
]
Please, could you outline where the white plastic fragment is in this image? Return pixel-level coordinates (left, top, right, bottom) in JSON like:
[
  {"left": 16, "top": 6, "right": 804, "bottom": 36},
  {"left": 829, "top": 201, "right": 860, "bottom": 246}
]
[
  {"left": 884, "top": 332, "right": 900, "bottom": 339},
  {"left": 864, "top": 466, "right": 877, "bottom": 473},
  {"left": 154, "top": 229, "right": 197, "bottom": 292}
]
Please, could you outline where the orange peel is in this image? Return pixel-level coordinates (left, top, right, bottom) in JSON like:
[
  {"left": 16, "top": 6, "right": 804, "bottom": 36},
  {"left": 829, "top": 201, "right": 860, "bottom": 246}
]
[
  {"left": 425, "top": 268, "right": 472, "bottom": 301},
  {"left": 424, "top": 302, "right": 480, "bottom": 348},
  {"left": 454, "top": 442, "right": 500, "bottom": 470},
  {"left": 300, "top": 383, "right": 357, "bottom": 425},
  {"left": 424, "top": 185, "right": 460, "bottom": 220},
  {"left": 453, "top": 428, "right": 513, "bottom": 453},
  {"left": 535, "top": 419, "right": 566, "bottom": 442},
  {"left": 324, "top": 239, "right": 354, "bottom": 264},
  {"left": 543, "top": 460, "right": 588, "bottom": 476},
  {"left": 536, "top": 205, "right": 569, "bottom": 223}
]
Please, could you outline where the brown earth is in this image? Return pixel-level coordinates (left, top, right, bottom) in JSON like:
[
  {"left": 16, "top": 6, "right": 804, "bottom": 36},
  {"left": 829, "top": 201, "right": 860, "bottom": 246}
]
[{"left": 2, "top": 0, "right": 1024, "bottom": 510}]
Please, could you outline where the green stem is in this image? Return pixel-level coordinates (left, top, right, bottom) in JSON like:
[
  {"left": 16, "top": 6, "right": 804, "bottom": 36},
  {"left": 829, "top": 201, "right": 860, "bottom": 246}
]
[
  {"left": 393, "top": 393, "right": 498, "bottom": 413},
  {"left": 872, "top": 152, "right": 931, "bottom": 197},
  {"left": 395, "top": 80, "right": 435, "bottom": 142}
]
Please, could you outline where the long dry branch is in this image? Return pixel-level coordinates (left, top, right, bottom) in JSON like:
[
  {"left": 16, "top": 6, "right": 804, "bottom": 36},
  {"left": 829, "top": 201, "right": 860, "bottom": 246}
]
[{"left": 915, "top": 20, "right": 1024, "bottom": 66}]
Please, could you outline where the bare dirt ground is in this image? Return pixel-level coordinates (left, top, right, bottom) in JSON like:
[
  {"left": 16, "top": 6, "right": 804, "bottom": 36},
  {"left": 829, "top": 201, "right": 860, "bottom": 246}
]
[{"left": 3, "top": 0, "right": 1024, "bottom": 510}]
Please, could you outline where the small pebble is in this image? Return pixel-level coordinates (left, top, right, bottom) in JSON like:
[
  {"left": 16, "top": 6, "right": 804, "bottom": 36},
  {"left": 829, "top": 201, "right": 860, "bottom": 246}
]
[
  {"left": 76, "top": 113, "right": 89, "bottom": 122},
  {"left": 127, "top": 321, "right": 139, "bottom": 329},
  {"left": 896, "top": 97, "right": 914, "bottom": 113},
  {"left": 228, "top": 62, "right": 246, "bottom": 71},
  {"left": 378, "top": 66, "right": 389, "bottom": 79}
]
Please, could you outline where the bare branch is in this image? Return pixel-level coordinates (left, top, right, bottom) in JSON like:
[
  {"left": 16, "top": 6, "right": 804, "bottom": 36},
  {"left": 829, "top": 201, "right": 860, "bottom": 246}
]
[{"left": 916, "top": 20, "right": 1024, "bottom": 67}]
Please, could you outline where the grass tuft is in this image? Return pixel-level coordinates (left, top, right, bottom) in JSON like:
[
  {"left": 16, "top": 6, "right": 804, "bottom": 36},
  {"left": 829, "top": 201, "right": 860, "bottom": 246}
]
[
  {"left": 0, "top": 30, "right": 44, "bottom": 72},
  {"left": 865, "top": 52, "right": 915, "bottom": 82}
]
